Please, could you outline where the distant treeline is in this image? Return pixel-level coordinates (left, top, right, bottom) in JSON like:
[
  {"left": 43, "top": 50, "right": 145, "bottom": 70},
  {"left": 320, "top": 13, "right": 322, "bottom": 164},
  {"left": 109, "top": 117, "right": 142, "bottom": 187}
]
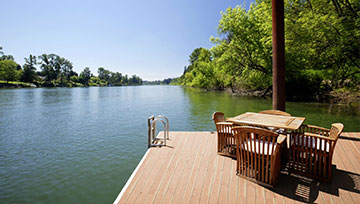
[
  {"left": 174, "top": 0, "right": 360, "bottom": 102},
  {"left": 143, "top": 78, "right": 174, "bottom": 85},
  {"left": 0, "top": 49, "right": 142, "bottom": 87}
]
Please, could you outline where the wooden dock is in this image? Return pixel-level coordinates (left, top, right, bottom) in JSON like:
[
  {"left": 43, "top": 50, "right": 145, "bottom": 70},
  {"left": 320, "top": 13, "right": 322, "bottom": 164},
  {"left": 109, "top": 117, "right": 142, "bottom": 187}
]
[{"left": 114, "top": 131, "right": 360, "bottom": 203}]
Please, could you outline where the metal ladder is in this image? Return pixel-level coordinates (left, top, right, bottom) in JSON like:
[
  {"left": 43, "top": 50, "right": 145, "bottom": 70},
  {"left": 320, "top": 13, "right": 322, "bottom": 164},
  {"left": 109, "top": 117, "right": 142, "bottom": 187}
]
[{"left": 147, "top": 115, "right": 169, "bottom": 148}]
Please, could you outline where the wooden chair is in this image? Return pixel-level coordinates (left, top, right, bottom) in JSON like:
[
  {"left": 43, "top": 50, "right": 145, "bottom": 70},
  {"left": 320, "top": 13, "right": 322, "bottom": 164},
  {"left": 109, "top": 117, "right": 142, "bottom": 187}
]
[
  {"left": 259, "top": 110, "right": 291, "bottom": 116},
  {"left": 212, "top": 112, "right": 225, "bottom": 124},
  {"left": 212, "top": 112, "right": 236, "bottom": 157},
  {"left": 233, "top": 126, "right": 287, "bottom": 186},
  {"left": 289, "top": 123, "right": 344, "bottom": 182}
]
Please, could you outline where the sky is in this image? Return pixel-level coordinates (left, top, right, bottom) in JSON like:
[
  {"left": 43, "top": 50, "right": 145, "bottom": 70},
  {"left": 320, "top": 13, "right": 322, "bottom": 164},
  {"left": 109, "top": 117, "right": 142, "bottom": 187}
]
[{"left": 0, "top": 0, "right": 253, "bottom": 81}]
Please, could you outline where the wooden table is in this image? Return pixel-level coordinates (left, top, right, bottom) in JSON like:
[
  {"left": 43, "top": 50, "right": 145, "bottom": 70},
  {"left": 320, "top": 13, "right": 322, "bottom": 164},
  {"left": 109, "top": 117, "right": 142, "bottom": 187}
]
[{"left": 226, "top": 112, "right": 305, "bottom": 131}]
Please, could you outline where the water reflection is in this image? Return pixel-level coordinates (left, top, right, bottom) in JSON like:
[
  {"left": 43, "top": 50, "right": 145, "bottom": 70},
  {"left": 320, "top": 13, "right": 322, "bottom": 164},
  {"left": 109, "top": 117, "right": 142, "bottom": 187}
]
[{"left": 183, "top": 87, "right": 360, "bottom": 132}]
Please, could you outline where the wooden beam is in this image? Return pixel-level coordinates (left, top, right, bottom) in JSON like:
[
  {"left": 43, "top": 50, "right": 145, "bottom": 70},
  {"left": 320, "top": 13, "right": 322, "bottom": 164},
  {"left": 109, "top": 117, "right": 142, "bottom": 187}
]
[{"left": 272, "top": 0, "right": 286, "bottom": 111}]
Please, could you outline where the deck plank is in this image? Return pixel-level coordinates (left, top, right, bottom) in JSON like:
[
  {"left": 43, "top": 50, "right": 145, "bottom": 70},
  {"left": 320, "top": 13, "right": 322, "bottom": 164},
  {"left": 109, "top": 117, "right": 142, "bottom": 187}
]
[
  {"left": 182, "top": 132, "right": 212, "bottom": 204},
  {"left": 227, "top": 159, "right": 238, "bottom": 204},
  {"left": 160, "top": 132, "right": 203, "bottom": 203},
  {"left": 148, "top": 132, "right": 191, "bottom": 204},
  {"left": 333, "top": 135, "right": 356, "bottom": 204},
  {"left": 134, "top": 133, "right": 182, "bottom": 204},
  {"left": 172, "top": 133, "right": 210, "bottom": 204},
  {"left": 116, "top": 131, "right": 360, "bottom": 204},
  {"left": 198, "top": 136, "right": 220, "bottom": 204},
  {"left": 189, "top": 131, "right": 216, "bottom": 203}
]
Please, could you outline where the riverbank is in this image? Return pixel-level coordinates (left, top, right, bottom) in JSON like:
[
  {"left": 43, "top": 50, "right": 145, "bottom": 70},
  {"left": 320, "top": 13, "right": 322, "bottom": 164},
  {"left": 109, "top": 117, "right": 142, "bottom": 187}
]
[
  {"left": 182, "top": 85, "right": 360, "bottom": 105},
  {"left": 0, "top": 81, "right": 36, "bottom": 88},
  {"left": 2, "top": 82, "right": 359, "bottom": 106},
  {"left": 0, "top": 80, "right": 144, "bottom": 88}
]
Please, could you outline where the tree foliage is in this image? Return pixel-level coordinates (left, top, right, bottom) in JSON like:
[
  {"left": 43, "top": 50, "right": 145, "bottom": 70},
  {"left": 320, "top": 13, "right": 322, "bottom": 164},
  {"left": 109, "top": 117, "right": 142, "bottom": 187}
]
[
  {"left": 91, "top": 67, "right": 142, "bottom": 86},
  {"left": 177, "top": 0, "right": 360, "bottom": 101},
  {"left": 79, "top": 67, "right": 91, "bottom": 86},
  {"left": 0, "top": 60, "right": 21, "bottom": 82},
  {"left": 21, "top": 55, "right": 38, "bottom": 83},
  {"left": 0, "top": 46, "right": 143, "bottom": 87},
  {"left": 0, "top": 46, "right": 15, "bottom": 61},
  {"left": 37, "top": 54, "right": 74, "bottom": 86}
]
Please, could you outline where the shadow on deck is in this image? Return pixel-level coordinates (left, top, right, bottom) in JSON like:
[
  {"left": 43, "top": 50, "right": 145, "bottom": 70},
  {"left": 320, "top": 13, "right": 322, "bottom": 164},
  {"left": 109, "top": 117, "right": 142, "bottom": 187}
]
[{"left": 270, "top": 168, "right": 360, "bottom": 203}]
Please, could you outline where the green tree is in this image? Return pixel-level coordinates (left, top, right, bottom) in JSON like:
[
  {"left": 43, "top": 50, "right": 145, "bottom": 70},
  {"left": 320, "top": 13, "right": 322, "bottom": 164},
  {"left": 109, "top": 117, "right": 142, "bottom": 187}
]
[
  {"left": 122, "top": 74, "right": 129, "bottom": 85},
  {"left": 57, "top": 57, "right": 73, "bottom": 85},
  {"left": 97, "top": 67, "right": 109, "bottom": 80},
  {"left": 38, "top": 54, "right": 74, "bottom": 86},
  {"left": 0, "top": 60, "right": 21, "bottom": 83},
  {"left": 0, "top": 46, "right": 15, "bottom": 61},
  {"left": 128, "top": 75, "right": 142, "bottom": 85},
  {"left": 0, "top": 55, "right": 15, "bottom": 61},
  {"left": 21, "top": 54, "right": 38, "bottom": 83},
  {"left": 38, "top": 54, "right": 57, "bottom": 83},
  {"left": 109, "top": 72, "right": 122, "bottom": 85},
  {"left": 70, "top": 75, "right": 79, "bottom": 83},
  {"left": 79, "top": 67, "right": 92, "bottom": 86},
  {"left": 180, "top": 47, "right": 218, "bottom": 89},
  {"left": 177, "top": 0, "right": 360, "bottom": 100}
]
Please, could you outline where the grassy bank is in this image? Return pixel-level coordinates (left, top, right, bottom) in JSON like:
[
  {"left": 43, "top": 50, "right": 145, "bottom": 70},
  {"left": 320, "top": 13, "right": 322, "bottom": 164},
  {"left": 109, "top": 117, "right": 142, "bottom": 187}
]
[{"left": 0, "top": 80, "right": 36, "bottom": 88}]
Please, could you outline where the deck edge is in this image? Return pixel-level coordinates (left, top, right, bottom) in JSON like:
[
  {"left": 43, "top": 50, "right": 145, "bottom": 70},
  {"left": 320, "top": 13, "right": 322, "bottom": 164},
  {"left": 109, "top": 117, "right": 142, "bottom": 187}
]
[{"left": 113, "top": 148, "right": 151, "bottom": 204}]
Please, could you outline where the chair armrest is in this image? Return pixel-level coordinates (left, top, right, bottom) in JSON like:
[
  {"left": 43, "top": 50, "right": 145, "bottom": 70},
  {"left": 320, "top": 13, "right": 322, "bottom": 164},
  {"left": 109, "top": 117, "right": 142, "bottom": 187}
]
[
  {"left": 297, "top": 124, "right": 330, "bottom": 133},
  {"left": 305, "top": 125, "right": 330, "bottom": 132},
  {"left": 304, "top": 132, "right": 336, "bottom": 141},
  {"left": 216, "top": 122, "right": 233, "bottom": 126},
  {"left": 277, "top": 134, "right": 287, "bottom": 144}
]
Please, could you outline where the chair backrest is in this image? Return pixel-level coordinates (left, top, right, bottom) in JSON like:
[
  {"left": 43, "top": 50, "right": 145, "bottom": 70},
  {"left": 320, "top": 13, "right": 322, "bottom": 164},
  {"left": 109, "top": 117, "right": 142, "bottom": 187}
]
[
  {"left": 212, "top": 112, "right": 225, "bottom": 124},
  {"left": 329, "top": 123, "right": 344, "bottom": 140},
  {"left": 233, "top": 126, "right": 279, "bottom": 155},
  {"left": 232, "top": 126, "right": 280, "bottom": 184},
  {"left": 259, "top": 110, "right": 291, "bottom": 116}
]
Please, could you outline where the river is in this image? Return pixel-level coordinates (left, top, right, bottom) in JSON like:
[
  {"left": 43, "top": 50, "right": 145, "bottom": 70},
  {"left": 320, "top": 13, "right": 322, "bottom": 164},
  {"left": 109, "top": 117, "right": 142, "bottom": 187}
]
[{"left": 0, "top": 86, "right": 359, "bottom": 203}]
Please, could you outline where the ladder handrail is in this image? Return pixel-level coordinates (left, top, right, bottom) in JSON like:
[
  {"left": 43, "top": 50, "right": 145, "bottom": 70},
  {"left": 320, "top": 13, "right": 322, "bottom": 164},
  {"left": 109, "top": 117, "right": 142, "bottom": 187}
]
[
  {"left": 148, "top": 115, "right": 169, "bottom": 148},
  {"left": 155, "top": 115, "right": 169, "bottom": 139},
  {"left": 151, "top": 118, "right": 167, "bottom": 146},
  {"left": 147, "top": 115, "right": 155, "bottom": 148}
]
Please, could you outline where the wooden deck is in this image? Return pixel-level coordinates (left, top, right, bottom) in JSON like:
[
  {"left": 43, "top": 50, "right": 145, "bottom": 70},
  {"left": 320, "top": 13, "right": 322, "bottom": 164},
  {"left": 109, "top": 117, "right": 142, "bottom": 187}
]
[{"left": 114, "top": 131, "right": 360, "bottom": 204}]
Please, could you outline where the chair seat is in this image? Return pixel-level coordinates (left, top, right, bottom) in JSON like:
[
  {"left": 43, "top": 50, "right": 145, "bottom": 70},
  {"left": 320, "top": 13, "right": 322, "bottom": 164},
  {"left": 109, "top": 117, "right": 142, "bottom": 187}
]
[
  {"left": 242, "top": 139, "right": 276, "bottom": 155},
  {"left": 291, "top": 136, "right": 330, "bottom": 152}
]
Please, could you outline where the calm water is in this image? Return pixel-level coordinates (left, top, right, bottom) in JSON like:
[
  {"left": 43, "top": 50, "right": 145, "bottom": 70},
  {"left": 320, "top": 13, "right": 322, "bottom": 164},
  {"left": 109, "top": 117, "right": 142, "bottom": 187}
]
[{"left": 1, "top": 86, "right": 359, "bottom": 203}]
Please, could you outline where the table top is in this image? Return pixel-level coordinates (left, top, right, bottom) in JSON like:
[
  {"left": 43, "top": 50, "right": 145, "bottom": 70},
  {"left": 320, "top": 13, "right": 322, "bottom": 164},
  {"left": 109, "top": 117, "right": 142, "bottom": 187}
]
[{"left": 226, "top": 112, "right": 306, "bottom": 130}]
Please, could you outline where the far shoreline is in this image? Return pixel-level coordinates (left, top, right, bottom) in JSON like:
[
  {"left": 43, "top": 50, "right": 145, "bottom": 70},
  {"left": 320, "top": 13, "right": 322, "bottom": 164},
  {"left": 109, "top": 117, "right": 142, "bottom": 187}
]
[{"left": 1, "top": 83, "right": 359, "bottom": 106}]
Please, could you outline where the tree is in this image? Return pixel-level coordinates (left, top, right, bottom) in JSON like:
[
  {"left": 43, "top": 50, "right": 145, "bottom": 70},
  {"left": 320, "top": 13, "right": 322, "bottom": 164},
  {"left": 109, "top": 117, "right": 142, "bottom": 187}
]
[
  {"left": 0, "top": 60, "right": 21, "bottom": 83},
  {"left": 57, "top": 57, "right": 73, "bottom": 84},
  {"left": 38, "top": 54, "right": 57, "bottom": 83},
  {"left": 109, "top": 72, "right": 122, "bottom": 85},
  {"left": 70, "top": 75, "right": 79, "bottom": 84},
  {"left": 97, "top": 67, "right": 111, "bottom": 82},
  {"left": 176, "top": 0, "right": 360, "bottom": 100},
  {"left": 0, "top": 46, "right": 15, "bottom": 61},
  {"left": 21, "top": 55, "right": 38, "bottom": 83},
  {"left": 79, "top": 67, "right": 91, "bottom": 86},
  {"left": 0, "top": 55, "right": 15, "bottom": 61},
  {"left": 122, "top": 74, "right": 128, "bottom": 85},
  {"left": 38, "top": 54, "right": 74, "bottom": 86},
  {"left": 128, "top": 75, "right": 142, "bottom": 85},
  {"left": 180, "top": 47, "right": 218, "bottom": 89}
]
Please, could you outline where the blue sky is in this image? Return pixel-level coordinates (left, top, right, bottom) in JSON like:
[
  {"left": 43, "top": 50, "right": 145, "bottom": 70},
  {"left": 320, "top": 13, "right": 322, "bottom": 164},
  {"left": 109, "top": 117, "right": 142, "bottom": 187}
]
[{"left": 1, "top": 0, "right": 252, "bottom": 80}]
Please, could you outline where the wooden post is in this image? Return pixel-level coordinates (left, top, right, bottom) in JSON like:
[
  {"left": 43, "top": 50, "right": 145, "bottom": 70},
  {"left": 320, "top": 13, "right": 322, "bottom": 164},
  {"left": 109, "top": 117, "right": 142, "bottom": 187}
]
[{"left": 272, "top": 0, "right": 285, "bottom": 111}]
